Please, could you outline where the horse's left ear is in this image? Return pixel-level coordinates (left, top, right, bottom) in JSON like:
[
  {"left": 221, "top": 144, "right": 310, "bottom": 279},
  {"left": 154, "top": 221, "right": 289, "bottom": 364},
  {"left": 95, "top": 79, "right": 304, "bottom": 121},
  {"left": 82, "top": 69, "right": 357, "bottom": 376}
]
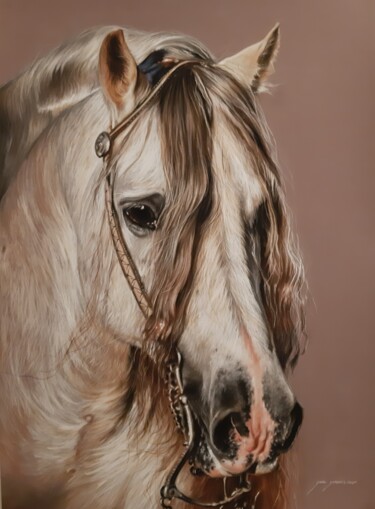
[
  {"left": 220, "top": 24, "right": 280, "bottom": 93},
  {"left": 99, "top": 29, "right": 143, "bottom": 117}
]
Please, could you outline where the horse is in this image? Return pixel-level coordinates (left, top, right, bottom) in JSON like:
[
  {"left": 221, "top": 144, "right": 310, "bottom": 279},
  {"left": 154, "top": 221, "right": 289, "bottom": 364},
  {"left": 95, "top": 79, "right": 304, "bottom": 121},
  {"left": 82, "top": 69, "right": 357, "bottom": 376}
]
[{"left": 0, "top": 24, "right": 306, "bottom": 509}]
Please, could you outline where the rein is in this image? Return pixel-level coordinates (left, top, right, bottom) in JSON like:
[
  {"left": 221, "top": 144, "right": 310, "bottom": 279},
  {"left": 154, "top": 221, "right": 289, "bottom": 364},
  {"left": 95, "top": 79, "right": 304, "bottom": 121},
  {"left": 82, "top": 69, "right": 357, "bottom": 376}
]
[{"left": 95, "top": 59, "right": 253, "bottom": 509}]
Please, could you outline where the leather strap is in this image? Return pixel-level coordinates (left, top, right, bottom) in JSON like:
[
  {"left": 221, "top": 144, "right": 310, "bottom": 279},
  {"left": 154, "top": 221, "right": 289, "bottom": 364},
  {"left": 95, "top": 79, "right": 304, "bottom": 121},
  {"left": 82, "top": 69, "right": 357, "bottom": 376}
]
[{"left": 104, "top": 174, "right": 153, "bottom": 318}]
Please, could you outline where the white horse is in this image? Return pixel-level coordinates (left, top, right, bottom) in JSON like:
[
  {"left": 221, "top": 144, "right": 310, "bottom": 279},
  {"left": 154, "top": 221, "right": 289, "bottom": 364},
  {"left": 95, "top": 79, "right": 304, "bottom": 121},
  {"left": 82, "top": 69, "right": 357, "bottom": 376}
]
[{"left": 0, "top": 25, "right": 305, "bottom": 509}]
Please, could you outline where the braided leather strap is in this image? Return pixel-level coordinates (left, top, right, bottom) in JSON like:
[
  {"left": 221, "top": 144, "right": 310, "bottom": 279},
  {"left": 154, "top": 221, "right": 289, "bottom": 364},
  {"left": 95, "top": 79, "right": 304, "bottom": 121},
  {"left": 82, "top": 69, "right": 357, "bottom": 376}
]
[{"left": 105, "top": 175, "right": 153, "bottom": 319}]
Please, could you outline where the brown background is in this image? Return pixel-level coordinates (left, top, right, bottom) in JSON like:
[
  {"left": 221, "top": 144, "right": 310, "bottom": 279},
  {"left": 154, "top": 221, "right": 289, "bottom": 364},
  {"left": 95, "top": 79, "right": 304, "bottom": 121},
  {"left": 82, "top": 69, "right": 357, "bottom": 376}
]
[{"left": 0, "top": 1, "right": 374, "bottom": 508}]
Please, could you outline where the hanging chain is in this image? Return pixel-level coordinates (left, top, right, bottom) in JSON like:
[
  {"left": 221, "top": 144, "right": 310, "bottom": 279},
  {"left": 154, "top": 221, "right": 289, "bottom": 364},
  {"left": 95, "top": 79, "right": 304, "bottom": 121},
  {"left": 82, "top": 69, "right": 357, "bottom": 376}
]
[{"left": 160, "top": 349, "right": 253, "bottom": 509}]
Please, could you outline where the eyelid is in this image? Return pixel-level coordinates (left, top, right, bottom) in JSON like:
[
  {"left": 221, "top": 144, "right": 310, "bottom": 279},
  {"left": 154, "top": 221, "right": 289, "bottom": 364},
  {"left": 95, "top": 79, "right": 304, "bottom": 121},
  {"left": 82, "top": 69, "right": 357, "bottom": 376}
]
[{"left": 118, "top": 193, "right": 165, "bottom": 215}]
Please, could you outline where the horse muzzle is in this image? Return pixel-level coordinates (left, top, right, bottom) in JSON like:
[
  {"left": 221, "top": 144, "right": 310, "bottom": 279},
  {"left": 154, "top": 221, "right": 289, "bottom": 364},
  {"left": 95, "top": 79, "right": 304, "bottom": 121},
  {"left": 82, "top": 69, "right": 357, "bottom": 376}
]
[
  {"left": 183, "top": 367, "right": 303, "bottom": 478},
  {"left": 191, "top": 401, "right": 303, "bottom": 478}
]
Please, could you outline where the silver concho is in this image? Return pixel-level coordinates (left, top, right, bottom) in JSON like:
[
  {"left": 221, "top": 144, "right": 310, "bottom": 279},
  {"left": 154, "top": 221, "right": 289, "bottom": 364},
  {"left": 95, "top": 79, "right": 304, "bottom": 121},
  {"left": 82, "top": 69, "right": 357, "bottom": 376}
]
[{"left": 95, "top": 132, "right": 111, "bottom": 158}]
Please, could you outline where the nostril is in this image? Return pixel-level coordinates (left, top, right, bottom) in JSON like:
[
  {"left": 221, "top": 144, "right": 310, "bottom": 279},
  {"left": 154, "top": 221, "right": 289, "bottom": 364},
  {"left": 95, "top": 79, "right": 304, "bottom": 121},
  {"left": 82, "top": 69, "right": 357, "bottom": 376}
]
[
  {"left": 278, "top": 402, "right": 303, "bottom": 452},
  {"left": 211, "top": 411, "right": 247, "bottom": 456}
]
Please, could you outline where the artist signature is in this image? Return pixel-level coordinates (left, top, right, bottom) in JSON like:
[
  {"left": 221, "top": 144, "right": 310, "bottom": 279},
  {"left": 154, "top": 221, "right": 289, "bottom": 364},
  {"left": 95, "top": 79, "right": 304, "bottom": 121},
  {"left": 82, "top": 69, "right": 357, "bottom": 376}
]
[{"left": 307, "top": 480, "right": 358, "bottom": 495}]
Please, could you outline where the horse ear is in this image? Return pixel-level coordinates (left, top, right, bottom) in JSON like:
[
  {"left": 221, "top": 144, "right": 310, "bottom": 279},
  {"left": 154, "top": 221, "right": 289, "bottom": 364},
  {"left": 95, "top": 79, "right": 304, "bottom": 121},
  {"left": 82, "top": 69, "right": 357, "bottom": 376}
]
[
  {"left": 99, "top": 29, "right": 140, "bottom": 114},
  {"left": 220, "top": 24, "right": 280, "bottom": 93}
]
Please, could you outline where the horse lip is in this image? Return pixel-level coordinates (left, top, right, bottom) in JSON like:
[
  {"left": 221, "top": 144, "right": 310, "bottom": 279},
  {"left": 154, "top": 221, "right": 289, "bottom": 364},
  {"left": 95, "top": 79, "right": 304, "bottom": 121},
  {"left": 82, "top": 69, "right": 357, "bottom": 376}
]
[{"left": 252, "top": 457, "right": 279, "bottom": 475}]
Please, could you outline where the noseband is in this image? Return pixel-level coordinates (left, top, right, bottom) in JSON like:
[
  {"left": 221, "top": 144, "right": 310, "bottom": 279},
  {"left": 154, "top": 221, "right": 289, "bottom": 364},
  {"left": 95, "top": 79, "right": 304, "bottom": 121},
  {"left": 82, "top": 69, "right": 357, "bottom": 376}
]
[{"left": 95, "top": 59, "right": 254, "bottom": 509}]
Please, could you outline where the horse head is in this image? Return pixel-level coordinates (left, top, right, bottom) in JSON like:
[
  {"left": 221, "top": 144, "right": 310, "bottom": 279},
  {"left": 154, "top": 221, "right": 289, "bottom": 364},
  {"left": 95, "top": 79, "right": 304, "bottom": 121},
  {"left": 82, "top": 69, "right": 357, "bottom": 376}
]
[
  {"left": 91, "top": 28, "right": 305, "bottom": 478},
  {"left": 0, "top": 25, "right": 305, "bottom": 509}
]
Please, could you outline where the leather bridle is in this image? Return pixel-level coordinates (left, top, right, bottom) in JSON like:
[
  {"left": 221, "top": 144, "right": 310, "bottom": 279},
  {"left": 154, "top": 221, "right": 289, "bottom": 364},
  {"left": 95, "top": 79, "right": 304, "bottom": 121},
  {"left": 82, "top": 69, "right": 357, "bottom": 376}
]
[{"left": 95, "top": 59, "right": 254, "bottom": 509}]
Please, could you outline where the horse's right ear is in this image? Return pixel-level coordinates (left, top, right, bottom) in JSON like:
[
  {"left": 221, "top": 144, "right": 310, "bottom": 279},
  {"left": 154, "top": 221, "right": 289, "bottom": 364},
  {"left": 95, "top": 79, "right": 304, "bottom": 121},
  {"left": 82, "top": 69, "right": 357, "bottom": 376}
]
[
  {"left": 99, "top": 30, "right": 142, "bottom": 117},
  {"left": 220, "top": 24, "right": 280, "bottom": 93}
]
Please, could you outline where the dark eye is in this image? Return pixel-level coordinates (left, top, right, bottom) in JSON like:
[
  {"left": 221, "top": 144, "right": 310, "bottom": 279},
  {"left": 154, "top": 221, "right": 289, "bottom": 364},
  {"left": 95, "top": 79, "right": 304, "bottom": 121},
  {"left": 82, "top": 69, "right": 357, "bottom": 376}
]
[{"left": 123, "top": 204, "right": 157, "bottom": 232}]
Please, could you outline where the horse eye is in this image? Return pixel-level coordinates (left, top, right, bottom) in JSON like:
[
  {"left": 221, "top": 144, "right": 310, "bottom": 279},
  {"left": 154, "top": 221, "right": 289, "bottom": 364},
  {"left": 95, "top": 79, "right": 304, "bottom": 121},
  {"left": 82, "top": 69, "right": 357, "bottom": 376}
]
[{"left": 123, "top": 204, "right": 157, "bottom": 231}]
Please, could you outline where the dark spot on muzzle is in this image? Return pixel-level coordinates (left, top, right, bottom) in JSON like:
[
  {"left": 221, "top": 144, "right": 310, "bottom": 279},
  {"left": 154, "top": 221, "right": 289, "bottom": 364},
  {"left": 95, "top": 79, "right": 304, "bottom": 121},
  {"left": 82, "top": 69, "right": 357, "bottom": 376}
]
[
  {"left": 277, "top": 401, "right": 303, "bottom": 453},
  {"left": 267, "top": 401, "right": 303, "bottom": 462}
]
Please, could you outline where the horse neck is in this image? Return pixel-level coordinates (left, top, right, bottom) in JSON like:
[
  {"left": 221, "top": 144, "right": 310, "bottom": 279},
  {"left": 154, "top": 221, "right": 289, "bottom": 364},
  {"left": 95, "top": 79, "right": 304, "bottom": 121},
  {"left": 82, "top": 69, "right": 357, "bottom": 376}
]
[{"left": 0, "top": 91, "right": 110, "bottom": 373}]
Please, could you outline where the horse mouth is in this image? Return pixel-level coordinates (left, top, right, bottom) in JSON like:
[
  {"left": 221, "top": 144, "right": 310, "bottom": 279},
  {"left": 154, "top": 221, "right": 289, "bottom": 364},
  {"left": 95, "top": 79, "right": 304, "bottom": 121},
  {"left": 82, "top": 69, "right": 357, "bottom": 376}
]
[{"left": 189, "top": 426, "right": 279, "bottom": 478}]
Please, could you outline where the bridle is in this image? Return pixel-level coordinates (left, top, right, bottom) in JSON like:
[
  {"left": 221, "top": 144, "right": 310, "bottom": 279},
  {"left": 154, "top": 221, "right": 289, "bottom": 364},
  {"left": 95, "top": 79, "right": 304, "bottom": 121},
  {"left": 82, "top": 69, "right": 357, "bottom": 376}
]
[{"left": 95, "top": 59, "right": 254, "bottom": 509}]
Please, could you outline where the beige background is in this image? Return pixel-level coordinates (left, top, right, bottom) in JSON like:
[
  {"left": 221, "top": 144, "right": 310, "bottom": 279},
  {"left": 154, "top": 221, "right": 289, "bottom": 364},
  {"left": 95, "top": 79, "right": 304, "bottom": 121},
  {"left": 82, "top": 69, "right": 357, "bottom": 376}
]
[{"left": 0, "top": 1, "right": 374, "bottom": 508}]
